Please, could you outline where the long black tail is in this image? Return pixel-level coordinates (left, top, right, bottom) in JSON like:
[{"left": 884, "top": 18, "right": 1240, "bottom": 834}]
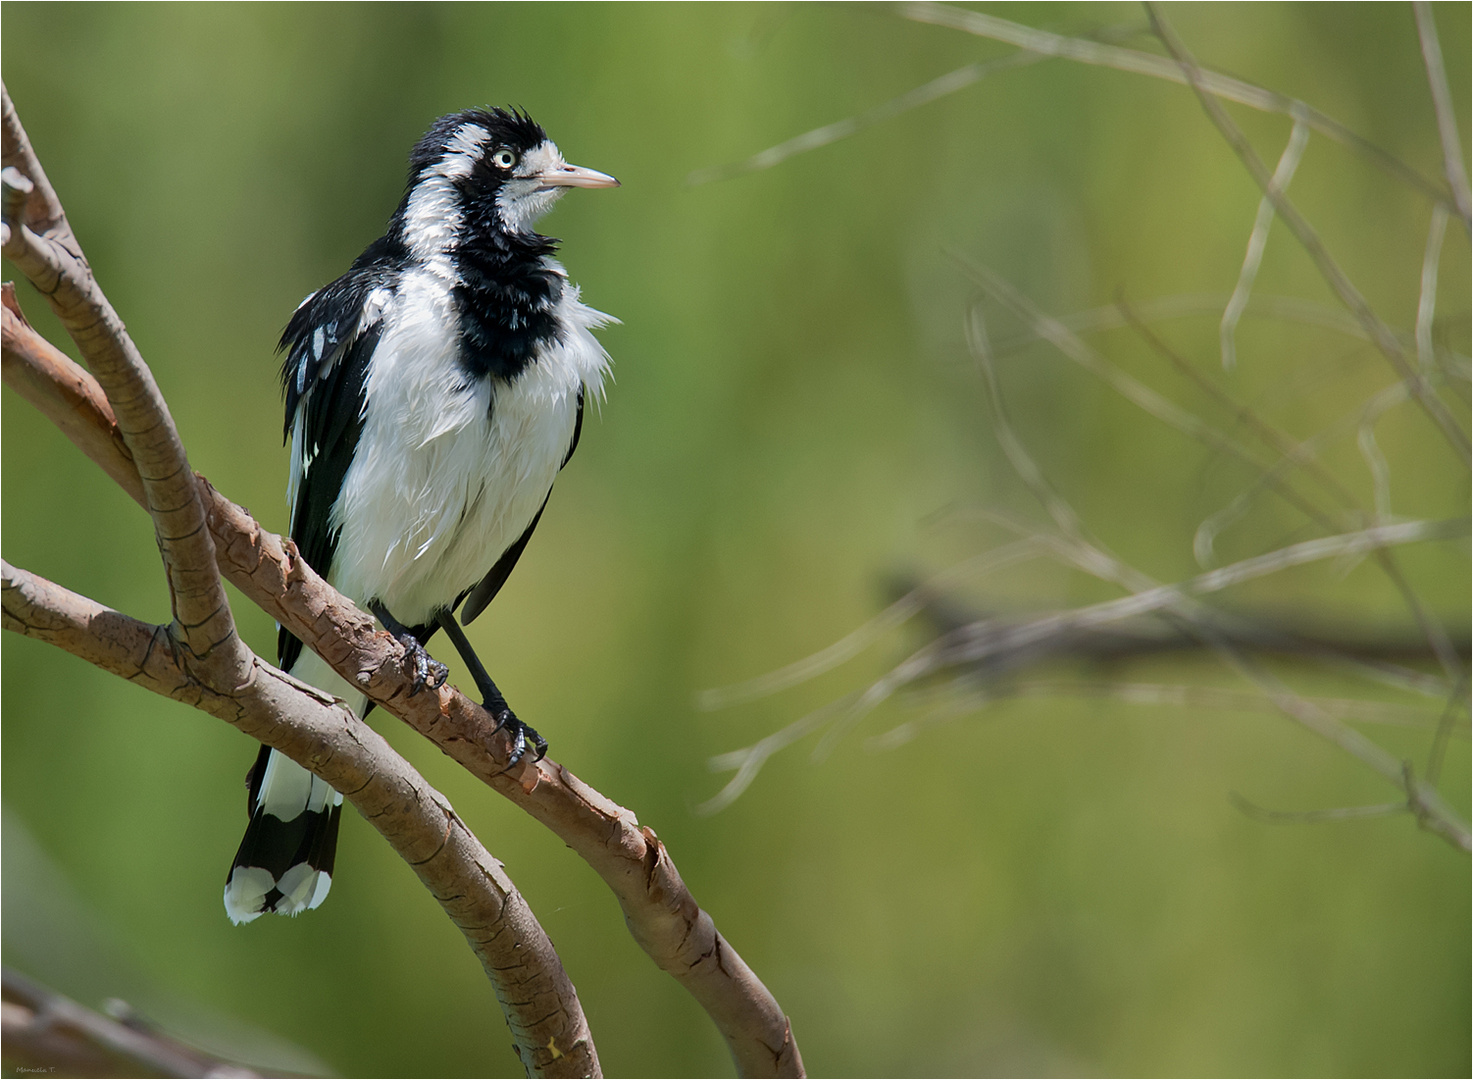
[{"left": 224, "top": 744, "right": 342, "bottom": 925}]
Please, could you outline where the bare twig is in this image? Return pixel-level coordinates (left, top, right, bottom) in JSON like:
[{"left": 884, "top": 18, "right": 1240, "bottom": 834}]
[
  {"left": 1221, "top": 120, "right": 1309, "bottom": 371},
  {"left": 988, "top": 291, "right": 1468, "bottom": 371},
  {"left": 701, "top": 694, "right": 866, "bottom": 815},
  {"left": 1412, "top": 2, "right": 1472, "bottom": 229},
  {"left": 1426, "top": 674, "right": 1471, "bottom": 787},
  {"left": 1145, "top": 5, "right": 1470, "bottom": 461},
  {"left": 959, "top": 263, "right": 1349, "bottom": 536},
  {"left": 898, "top": 2, "right": 1455, "bottom": 210},
  {"left": 1402, "top": 760, "right": 1471, "bottom": 851},
  {"left": 687, "top": 51, "right": 1045, "bottom": 185},
  {"left": 1229, "top": 792, "right": 1408, "bottom": 826},
  {"left": 1234, "top": 763, "right": 1473, "bottom": 853},
  {"left": 1192, "top": 378, "right": 1405, "bottom": 565},
  {"left": 699, "top": 539, "right": 1045, "bottom": 709},
  {"left": 1416, "top": 204, "right": 1450, "bottom": 375},
  {"left": 867, "top": 682, "right": 1461, "bottom": 755},
  {"left": 1116, "top": 299, "right": 1464, "bottom": 684}
]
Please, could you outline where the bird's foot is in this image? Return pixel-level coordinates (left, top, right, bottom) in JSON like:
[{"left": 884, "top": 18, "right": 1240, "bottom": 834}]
[
  {"left": 488, "top": 703, "right": 547, "bottom": 768},
  {"left": 371, "top": 601, "right": 448, "bottom": 696},
  {"left": 400, "top": 637, "right": 449, "bottom": 696}
]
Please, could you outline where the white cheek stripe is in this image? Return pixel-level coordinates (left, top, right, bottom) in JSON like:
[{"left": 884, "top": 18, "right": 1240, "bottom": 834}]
[
  {"left": 403, "top": 177, "right": 462, "bottom": 267},
  {"left": 403, "top": 122, "right": 490, "bottom": 267},
  {"left": 439, "top": 123, "right": 488, "bottom": 180}
]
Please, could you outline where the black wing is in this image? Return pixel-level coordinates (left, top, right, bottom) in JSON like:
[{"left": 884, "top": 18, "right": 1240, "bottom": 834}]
[
  {"left": 459, "top": 388, "right": 585, "bottom": 624},
  {"left": 276, "top": 244, "right": 400, "bottom": 672}
]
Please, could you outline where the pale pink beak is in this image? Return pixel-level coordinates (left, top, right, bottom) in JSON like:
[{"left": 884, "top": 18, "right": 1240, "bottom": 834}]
[{"left": 537, "top": 162, "right": 619, "bottom": 190}]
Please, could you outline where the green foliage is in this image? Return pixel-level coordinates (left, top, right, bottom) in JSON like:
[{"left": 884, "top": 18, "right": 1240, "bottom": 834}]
[{"left": 3, "top": 4, "right": 1467, "bottom": 1076}]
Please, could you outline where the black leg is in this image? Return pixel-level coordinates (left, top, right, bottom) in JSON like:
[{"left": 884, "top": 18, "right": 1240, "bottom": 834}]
[
  {"left": 370, "top": 601, "right": 449, "bottom": 695},
  {"left": 436, "top": 611, "right": 547, "bottom": 766}
]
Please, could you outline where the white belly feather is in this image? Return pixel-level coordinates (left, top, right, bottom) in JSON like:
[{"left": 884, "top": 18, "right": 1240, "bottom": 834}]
[{"left": 325, "top": 265, "right": 611, "bottom": 628}]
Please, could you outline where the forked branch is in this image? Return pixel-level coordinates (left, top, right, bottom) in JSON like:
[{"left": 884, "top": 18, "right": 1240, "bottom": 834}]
[{"left": 1, "top": 84, "right": 802, "bottom": 1078}]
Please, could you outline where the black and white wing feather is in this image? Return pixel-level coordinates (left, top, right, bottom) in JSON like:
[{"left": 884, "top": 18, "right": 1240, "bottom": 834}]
[
  {"left": 277, "top": 247, "right": 398, "bottom": 671},
  {"left": 224, "top": 255, "right": 396, "bottom": 925}
]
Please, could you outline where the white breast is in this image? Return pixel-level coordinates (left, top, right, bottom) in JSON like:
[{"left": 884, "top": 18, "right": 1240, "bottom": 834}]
[{"left": 327, "top": 264, "right": 612, "bottom": 626}]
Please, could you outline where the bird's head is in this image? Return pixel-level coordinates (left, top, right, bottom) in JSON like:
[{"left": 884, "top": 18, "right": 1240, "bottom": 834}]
[{"left": 401, "top": 108, "right": 617, "bottom": 251}]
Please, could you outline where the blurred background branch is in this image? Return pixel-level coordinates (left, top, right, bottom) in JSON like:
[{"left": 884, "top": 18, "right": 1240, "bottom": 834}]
[
  {"left": 696, "top": 2, "right": 1470, "bottom": 856},
  {"left": 2, "top": 967, "right": 263, "bottom": 1079}
]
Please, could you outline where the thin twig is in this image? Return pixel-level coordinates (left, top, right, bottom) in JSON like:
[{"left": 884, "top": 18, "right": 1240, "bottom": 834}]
[
  {"left": 1425, "top": 674, "right": 1471, "bottom": 787},
  {"left": 960, "top": 263, "right": 1349, "bottom": 538},
  {"left": 688, "top": 51, "right": 1045, "bottom": 185},
  {"left": 1191, "top": 378, "right": 1408, "bottom": 567},
  {"left": 1117, "top": 298, "right": 1464, "bottom": 684},
  {"left": 899, "top": 2, "right": 1455, "bottom": 210},
  {"left": 700, "top": 539, "right": 1044, "bottom": 709},
  {"left": 987, "top": 291, "right": 1468, "bottom": 371},
  {"left": 1356, "top": 411, "right": 1393, "bottom": 522},
  {"left": 1416, "top": 204, "right": 1450, "bottom": 375},
  {"left": 1145, "top": 4, "right": 1470, "bottom": 462},
  {"left": 1221, "top": 121, "right": 1309, "bottom": 371},
  {"left": 1229, "top": 792, "right": 1407, "bottom": 826},
  {"left": 1402, "top": 760, "right": 1472, "bottom": 850},
  {"left": 1411, "top": 2, "right": 1472, "bottom": 229}
]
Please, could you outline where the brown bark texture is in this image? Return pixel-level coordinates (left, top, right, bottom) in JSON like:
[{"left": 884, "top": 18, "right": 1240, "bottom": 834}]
[{"left": 2, "top": 80, "right": 803, "bottom": 1079}]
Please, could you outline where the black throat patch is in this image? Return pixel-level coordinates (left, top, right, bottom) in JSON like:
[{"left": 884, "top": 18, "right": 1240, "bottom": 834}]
[{"left": 451, "top": 220, "right": 564, "bottom": 383}]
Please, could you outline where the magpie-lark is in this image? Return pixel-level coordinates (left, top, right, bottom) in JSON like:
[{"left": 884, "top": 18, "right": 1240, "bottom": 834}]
[{"left": 224, "top": 108, "right": 617, "bottom": 925}]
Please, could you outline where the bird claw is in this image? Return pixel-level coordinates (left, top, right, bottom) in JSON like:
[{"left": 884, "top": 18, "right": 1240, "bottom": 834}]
[
  {"left": 399, "top": 636, "right": 449, "bottom": 696},
  {"left": 490, "top": 706, "right": 547, "bottom": 768}
]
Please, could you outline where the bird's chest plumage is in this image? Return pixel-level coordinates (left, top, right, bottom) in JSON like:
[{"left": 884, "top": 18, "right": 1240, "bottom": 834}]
[{"left": 326, "top": 265, "right": 605, "bottom": 624}]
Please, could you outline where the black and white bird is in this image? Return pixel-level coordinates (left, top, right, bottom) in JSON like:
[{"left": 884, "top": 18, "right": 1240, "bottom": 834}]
[{"left": 224, "top": 108, "right": 617, "bottom": 925}]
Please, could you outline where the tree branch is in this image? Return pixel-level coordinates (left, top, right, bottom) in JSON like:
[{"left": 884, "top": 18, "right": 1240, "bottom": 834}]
[
  {"left": 1, "top": 295, "right": 804, "bottom": 1078},
  {"left": 1, "top": 559, "right": 600, "bottom": 1077},
  {"left": 1, "top": 83, "right": 600, "bottom": 1078},
  {"left": 2, "top": 79, "right": 240, "bottom": 698},
  {"left": 0, "top": 87, "right": 75, "bottom": 250},
  {"left": 1, "top": 283, "right": 142, "bottom": 501},
  {"left": 1, "top": 87, "right": 803, "bottom": 1077}
]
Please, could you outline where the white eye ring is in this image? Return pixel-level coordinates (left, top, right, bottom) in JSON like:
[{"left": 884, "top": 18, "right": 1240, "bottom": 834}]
[{"left": 491, "top": 149, "right": 517, "bottom": 170}]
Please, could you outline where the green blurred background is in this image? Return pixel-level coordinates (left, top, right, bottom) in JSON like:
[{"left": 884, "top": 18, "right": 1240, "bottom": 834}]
[{"left": 3, "top": 3, "right": 1468, "bottom": 1076}]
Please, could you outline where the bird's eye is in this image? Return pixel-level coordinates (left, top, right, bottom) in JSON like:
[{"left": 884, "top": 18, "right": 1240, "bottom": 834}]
[{"left": 491, "top": 149, "right": 517, "bottom": 170}]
